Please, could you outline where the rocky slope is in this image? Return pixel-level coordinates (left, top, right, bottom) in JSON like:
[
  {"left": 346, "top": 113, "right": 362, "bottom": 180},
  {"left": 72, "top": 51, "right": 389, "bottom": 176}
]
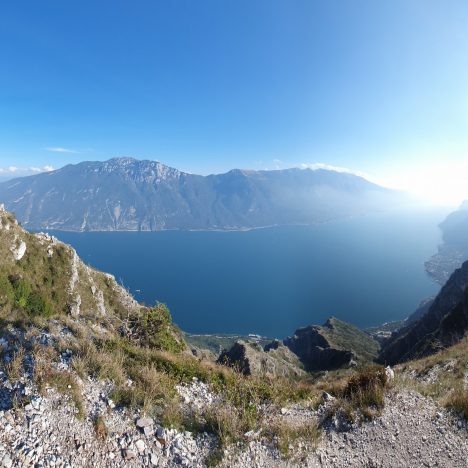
[
  {"left": 380, "top": 260, "right": 468, "bottom": 365},
  {"left": 215, "top": 318, "right": 380, "bottom": 376},
  {"left": 283, "top": 317, "right": 380, "bottom": 372},
  {"left": 217, "top": 340, "right": 305, "bottom": 378},
  {"left": 0, "top": 157, "right": 407, "bottom": 232}
]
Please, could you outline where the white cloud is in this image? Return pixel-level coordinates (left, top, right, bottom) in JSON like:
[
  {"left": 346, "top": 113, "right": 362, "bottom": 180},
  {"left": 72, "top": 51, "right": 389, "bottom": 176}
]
[
  {"left": 30, "top": 165, "right": 54, "bottom": 173},
  {"left": 0, "top": 165, "right": 54, "bottom": 178},
  {"left": 44, "top": 147, "right": 78, "bottom": 153},
  {"left": 0, "top": 166, "right": 18, "bottom": 174}
]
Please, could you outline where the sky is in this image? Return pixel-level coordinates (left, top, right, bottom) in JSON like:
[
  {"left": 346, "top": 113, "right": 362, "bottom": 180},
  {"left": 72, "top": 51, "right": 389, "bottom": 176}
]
[{"left": 1, "top": 1, "right": 468, "bottom": 204}]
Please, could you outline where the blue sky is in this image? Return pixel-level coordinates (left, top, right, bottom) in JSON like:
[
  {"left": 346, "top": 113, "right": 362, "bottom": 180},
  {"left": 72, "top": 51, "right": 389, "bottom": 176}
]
[{"left": 1, "top": 1, "right": 468, "bottom": 202}]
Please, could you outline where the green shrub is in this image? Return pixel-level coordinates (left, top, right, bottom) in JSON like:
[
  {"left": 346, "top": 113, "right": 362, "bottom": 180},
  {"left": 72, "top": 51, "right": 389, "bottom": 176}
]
[
  {"left": 0, "top": 274, "right": 14, "bottom": 307},
  {"left": 127, "top": 303, "right": 185, "bottom": 353},
  {"left": 12, "top": 277, "right": 31, "bottom": 309},
  {"left": 25, "top": 291, "right": 53, "bottom": 317},
  {"left": 9, "top": 276, "right": 53, "bottom": 317}
]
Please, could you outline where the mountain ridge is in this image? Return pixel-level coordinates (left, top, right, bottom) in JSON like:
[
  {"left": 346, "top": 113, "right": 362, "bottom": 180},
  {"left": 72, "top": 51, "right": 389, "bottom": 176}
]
[{"left": 0, "top": 157, "right": 407, "bottom": 232}]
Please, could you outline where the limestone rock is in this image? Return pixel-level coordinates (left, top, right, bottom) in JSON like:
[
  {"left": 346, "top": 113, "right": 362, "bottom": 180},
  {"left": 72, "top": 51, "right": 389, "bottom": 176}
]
[{"left": 218, "top": 339, "right": 305, "bottom": 377}]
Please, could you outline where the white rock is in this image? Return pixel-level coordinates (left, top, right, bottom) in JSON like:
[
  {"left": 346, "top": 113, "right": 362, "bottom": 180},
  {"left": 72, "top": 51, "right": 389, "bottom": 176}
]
[
  {"left": 2, "top": 453, "right": 12, "bottom": 468},
  {"left": 11, "top": 240, "right": 27, "bottom": 261},
  {"left": 135, "top": 439, "right": 146, "bottom": 453},
  {"left": 136, "top": 417, "right": 154, "bottom": 428},
  {"left": 385, "top": 366, "right": 395, "bottom": 380}
]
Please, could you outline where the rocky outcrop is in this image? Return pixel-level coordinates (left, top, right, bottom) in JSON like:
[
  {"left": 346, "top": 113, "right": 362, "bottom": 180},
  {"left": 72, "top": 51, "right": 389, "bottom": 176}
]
[
  {"left": 380, "top": 261, "right": 468, "bottom": 364},
  {"left": 283, "top": 317, "right": 380, "bottom": 372},
  {"left": 217, "top": 340, "right": 305, "bottom": 378}
]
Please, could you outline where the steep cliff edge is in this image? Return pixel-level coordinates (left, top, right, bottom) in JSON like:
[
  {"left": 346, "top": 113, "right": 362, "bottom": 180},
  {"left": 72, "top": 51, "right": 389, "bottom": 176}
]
[
  {"left": 0, "top": 204, "right": 184, "bottom": 350},
  {"left": 380, "top": 261, "right": 468, "bottom": 364},
  {"left": 217, "top": 339, "right": 305, "bottom": 377}
]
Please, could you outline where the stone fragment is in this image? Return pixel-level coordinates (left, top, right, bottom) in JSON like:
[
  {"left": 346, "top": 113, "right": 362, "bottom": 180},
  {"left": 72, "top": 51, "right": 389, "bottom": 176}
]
[
  {"left": 322, "top": 391, "right": 335, "bottom": 402},
  {"left": 122, "top": 449, "right": 136, "bottom": 460},
  {"left": 2, "top": 454, "right": 12, "bottom": 468},
  {"left": 136, "top": 417, "right": 153, "bottom": 428},
  {"left": 385, "top": 366, "right": 395, "bottom": 380},
  {"left": 135, "top": 439, "right": 146, "bottom": 453},
  {"left": 156, "top": 426, "right": 166, "bottom": 445}
]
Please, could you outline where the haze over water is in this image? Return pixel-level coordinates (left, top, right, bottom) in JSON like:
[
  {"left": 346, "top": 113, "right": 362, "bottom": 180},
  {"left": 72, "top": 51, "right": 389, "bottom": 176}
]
[{"left": 50, "top": 207, "right": 448, "bottom": 338}]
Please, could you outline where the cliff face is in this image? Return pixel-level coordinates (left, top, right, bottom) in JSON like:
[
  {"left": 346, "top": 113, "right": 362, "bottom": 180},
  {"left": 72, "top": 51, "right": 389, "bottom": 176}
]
[
  {"left": 217, "top": 340, "right": 305, "bottom": 378},
  {"left": 0, "top": 157, "right": 406, "bottom": 232},
  {"left": 380, "top": 261, "right": 468, "bottom": 365},
  {"left": 283, "top": 317, "right": 380, "bottom": 372}
]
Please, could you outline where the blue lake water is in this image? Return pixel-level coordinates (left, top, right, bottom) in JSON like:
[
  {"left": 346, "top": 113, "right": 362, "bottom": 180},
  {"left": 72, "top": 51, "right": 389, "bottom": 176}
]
[{"left": 49, "top": 208, "right": 449, "bottom": 338}]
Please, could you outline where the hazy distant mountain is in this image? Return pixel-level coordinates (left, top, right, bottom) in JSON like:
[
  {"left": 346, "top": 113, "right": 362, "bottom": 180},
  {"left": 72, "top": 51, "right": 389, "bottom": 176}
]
[
  {"left": 425, "top": 201, "right": 468, "bottom": 284},
  {"left": 0, "top": 157, "right": 406, "bottom": 231}
]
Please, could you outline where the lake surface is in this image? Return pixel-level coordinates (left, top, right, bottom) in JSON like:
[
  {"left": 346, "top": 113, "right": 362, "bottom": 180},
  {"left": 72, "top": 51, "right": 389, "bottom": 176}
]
[{"left": 49, "top": 208, "right": 449, "bottom": 338}]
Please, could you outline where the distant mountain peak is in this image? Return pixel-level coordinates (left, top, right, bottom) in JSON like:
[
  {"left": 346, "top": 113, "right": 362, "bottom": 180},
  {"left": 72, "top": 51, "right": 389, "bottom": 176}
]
[{"left": 0, "top": 157, "right": 407, "bottom": 232}]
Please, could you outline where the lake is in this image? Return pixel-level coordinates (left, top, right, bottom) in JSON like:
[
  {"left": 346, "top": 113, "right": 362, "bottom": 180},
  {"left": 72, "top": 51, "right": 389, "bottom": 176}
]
[{"left": 49, "top": 207, "right": 449, "bottom": 338}]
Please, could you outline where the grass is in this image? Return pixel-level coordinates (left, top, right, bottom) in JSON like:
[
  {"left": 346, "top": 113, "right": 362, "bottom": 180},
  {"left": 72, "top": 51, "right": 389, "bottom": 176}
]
[
  {"left": 395, "top": 336, "right": 468, "bottom": 420},
  {"left": 5, "top": 347, "right": 25, "bottom": 382},
  {"left": 445, "top": 389, "right": 468, "bottom": 419},
  {"left": 33, "top": 344, "right": 85, "bottom": 419},
  {"left": 321, "top": 317, "right": 381, "bottom": 362},
  {"left": 66, "top": 330, "right": 324, "bottom": 462},
  {"left": 268, "top": 419, "right": 321, "bottom": 460},
  {"left": 322, "top": 365, "right": 389, "bottom": 424}
]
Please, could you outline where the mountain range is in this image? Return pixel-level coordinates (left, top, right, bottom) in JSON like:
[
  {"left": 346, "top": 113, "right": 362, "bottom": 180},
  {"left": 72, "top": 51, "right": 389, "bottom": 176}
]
[{"left": 0, "top": 157, "right": 407, "bottom": 231}]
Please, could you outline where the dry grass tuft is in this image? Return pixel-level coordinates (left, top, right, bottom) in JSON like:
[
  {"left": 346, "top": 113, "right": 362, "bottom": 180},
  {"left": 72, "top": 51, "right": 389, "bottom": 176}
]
[
  {"left": 5, "top": 347, "right": 25, "bottom": 382},
  {"left": 445, "top": 388, "right": 468, "bottom": 420},
  {"left": 33, "top": 344, "right": 85, "bottom": 419},
  {"left": 94, "top": 414, "right": 108, "bottom": 440},
  {"left": 323, "top": 365, "right": 388, "bottom": 424},
  {"left": 268, "top": 419, "right": 321, "bottom": 460}
]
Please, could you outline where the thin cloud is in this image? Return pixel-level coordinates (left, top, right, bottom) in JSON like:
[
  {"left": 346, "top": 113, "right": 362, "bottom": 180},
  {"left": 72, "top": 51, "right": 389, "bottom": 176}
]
[
  {"left": 0, "top": 166, "right": 54, "bottom": 176},
  {"left": 30, "top": 165, "right": 54, "bottom": 173},
  {"left": 44, "top": 147, "right": 79, "bottom": 154}
]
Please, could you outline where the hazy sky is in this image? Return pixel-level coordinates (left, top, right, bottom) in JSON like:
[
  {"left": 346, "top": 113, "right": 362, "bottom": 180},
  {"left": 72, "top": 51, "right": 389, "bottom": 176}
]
[{"left": 1, "top": 1, "right": 468, "bottom": 204}]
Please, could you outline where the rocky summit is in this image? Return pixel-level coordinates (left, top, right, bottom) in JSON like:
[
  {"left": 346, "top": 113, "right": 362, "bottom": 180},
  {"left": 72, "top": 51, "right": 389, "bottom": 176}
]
[
  {"left": 0, "top": 157, "right": 407, "bottom": 232},
  {"left": 0, "top": 206, "right": 466, "bottom": 467}
]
